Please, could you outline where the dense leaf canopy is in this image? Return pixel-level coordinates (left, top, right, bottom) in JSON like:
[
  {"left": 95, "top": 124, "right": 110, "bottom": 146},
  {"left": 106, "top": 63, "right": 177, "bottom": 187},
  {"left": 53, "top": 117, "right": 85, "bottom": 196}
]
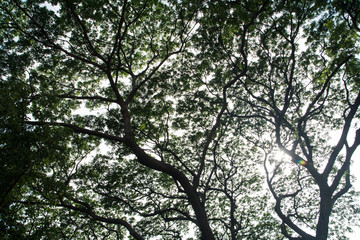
[{"left": 1, "top": 0, "right": 360, "bottom": 239}]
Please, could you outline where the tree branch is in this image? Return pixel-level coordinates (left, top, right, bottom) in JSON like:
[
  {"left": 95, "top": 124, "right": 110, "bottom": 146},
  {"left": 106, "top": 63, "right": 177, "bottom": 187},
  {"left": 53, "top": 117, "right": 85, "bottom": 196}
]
[
  {"left": 323, "top": 89, "right": 360, "bottom": 177},
  {"left": 60, "top": 198, "right": 145, "bottom": 240},
  {"left": 56, "top": 94, "right": 117, "bottom": 103},
  {"left": 25, "top": 121, "right": 125, "bottom": 142}
]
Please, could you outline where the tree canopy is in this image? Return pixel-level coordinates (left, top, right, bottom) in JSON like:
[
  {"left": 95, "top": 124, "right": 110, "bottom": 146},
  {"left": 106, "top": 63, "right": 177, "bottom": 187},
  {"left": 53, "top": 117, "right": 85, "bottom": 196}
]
[{"left": 1, "top": 0, "right": 360, "bottom": 239}]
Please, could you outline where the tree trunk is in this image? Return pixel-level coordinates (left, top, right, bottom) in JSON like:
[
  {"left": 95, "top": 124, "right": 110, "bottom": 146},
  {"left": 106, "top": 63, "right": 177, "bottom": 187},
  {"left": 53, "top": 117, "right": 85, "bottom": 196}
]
[{"left": 316, "top": 190, "right": 331, "bottom": 240}]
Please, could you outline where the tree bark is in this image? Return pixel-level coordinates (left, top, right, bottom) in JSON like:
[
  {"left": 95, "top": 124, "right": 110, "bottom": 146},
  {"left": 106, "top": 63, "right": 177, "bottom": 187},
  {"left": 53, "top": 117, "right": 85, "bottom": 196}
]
[{"left": 316, "top": 189, "right": 331, "bottom": 240}]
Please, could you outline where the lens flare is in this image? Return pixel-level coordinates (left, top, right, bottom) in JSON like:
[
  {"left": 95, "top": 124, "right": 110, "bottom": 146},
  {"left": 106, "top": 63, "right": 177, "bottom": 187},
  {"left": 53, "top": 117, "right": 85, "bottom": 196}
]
[{"left": 296, "top": 159, "right": 307, "bottom": 166}]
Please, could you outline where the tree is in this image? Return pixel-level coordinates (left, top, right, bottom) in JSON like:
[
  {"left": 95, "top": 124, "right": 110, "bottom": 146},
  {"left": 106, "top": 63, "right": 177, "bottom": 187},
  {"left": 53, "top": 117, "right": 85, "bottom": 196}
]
[{"left": 0, "top": 0, "right": 359, "bottom": 239}]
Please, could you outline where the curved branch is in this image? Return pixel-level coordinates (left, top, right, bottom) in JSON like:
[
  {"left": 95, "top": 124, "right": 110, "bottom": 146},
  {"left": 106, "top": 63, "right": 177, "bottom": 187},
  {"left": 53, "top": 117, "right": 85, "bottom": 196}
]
[
  {"left": 25, "top": 121, "right": 125, "bottom": 142},
  {"left": 60, "top": 198, "right": 145, "bottom": 240},
  {"left": 302, "top": 55, "right": 353, "bottom": 123},
  {"left": 323, "top": 89, "right": 360, "bottom": 177}
]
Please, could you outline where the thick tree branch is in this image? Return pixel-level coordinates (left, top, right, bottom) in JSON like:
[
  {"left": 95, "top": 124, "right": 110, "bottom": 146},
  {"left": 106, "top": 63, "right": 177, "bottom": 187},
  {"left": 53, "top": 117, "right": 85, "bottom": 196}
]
[
  {"left": 331, "top": 128, "right": 360, "bottom": 203},
  {"left": 323, "top": 89, "right": 360, "bottom": 177}
]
